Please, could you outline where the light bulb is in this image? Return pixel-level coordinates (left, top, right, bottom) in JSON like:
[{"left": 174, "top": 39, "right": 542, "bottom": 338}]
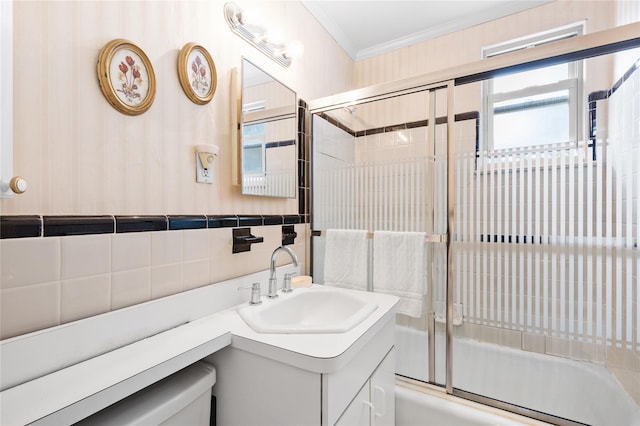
[
  {"left": 266, "top": 28, "right": 285, "bottom": 45},
  {"left": 284, "top": 41, "right": 304, "bottom": 59},
  {"left": 239, "top": 7, "right": 258, "bottom": 26}
]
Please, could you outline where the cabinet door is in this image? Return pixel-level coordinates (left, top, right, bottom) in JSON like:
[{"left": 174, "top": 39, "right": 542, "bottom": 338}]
[
  {"left": 370, "top": 348, "right": 395, "bottom": 426},
  {"left": 335, "top": 383, "right": 371, "bottom": 426}
]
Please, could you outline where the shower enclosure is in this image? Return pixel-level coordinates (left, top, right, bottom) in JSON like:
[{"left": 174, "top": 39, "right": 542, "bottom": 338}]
[{"left": 309, "top": 23, "right": 640, "bottom": 425}]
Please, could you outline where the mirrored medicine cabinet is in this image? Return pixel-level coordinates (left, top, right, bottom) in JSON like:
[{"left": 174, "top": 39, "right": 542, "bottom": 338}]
[{"left": 231, "top": 58, "right": 297, "bottom": 198}]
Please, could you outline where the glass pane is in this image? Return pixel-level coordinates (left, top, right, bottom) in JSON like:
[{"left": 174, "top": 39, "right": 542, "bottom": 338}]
[
  {"left": 493, "top": 90, "right": 570, "bottom": 149},
  {"left": 453, "top": 50, "right": 640, "bottom": 425},
  {"left": 311, "top": 87, "right": 445, "bottom": 386},
  {"left": 242, "top": 122, "right": 265, "bottom": 174},
  {"left": 493, "top": 63, "right": 568, "bottom": 92},
  {"left": 242, "top": 144, "right": 262, "bottom": 174}
]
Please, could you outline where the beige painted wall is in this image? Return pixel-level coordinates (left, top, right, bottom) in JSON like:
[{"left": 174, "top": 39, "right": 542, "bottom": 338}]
[
  {"left": 1, "top": 0, "right": 353, "bottom": 217},
  {"left": 0, "top": 0, "right": 352, "bottom": 340},
  {"left": 354, "top": 0, "right": 622, "bottom": 88}
]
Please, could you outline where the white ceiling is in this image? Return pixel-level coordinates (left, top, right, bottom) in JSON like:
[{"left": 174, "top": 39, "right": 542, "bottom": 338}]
[{"left": 301, "top": 0, "right": 552, "bottom": 60}]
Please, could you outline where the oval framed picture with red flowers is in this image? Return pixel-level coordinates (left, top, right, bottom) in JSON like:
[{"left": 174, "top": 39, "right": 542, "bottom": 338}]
[
  {"left": 178, "top": 43, "right": 217, "bottom": 105},
  {"left": 97, "top": 39, "right": 156, "bottom": 115}
]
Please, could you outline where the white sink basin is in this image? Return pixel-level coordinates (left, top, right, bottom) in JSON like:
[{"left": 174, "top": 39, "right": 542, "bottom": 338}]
[{"left": 237, "top": 286, "right": 378, "bottom": 334}]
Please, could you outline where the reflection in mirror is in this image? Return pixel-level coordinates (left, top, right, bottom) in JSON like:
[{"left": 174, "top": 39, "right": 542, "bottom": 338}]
[{"left": 241, "top": 58, "right": 297, "bottom": 198}]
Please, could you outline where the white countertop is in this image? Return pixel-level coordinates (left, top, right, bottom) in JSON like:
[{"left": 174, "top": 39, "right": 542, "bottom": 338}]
[
  {"left": 0, "top": 272, "right": 398, "bottom": 426},
  {"left": 1, "top": 317, "right": 230, "bottom": 426},
  {"left": 217, "top": 285, "right": 398, "bottom": 373}
]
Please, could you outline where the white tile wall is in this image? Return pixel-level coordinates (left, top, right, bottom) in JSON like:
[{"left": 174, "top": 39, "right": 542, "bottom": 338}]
[
  {"left": 151, "top": 231, "right": 183, "bottom": 266},
  {"left": 0, "top": 225, "right": 309, "bottom": 340},
  {"left": 60, "top": 275, "right": 111, "bottom": 323},
  {"left": 61, "top": 235, "right": 111, "bottom": 280},
  {"left": 112, "top": 233, "right": 151, "bottom": 272},
  {"left": 111, "top": 269, "right": 151, "bottom": 310},
  {"left": 0, "top": 237, "right": 60, "bottom": 289},
  {"left": 183, "top": 229, "right": 209, "bottom": 262},
  {"left": 183, "top": 259, "right": 210, "bottom": 291},
  {"left": 1, "top": 282, "right": 60, "bottom": 338},
  {"left": 151, "top": 264, "right": 183, "bottom": 299}
]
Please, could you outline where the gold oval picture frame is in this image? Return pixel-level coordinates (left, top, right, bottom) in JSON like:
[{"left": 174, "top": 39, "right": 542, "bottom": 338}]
[
  {"left": 97, "top": 39, "right": 156, "bottom": 115},
  {"left": 178, "top": 43, "right": 217, "bottom": 105}
]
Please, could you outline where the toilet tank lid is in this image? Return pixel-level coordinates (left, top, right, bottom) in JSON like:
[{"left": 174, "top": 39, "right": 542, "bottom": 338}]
[{"left": 75, "top": 361, "right": 216, "bottom": 425}]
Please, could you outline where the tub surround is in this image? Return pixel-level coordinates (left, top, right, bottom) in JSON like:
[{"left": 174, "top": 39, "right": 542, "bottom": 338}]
[{"left": 0, "top": 268, "right": 398, "bottom": 425}]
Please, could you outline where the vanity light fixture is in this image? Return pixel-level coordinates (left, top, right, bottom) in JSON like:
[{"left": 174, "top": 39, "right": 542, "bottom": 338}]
[{"left": 224, "top": 2, "right": 303, "bottom": 68}]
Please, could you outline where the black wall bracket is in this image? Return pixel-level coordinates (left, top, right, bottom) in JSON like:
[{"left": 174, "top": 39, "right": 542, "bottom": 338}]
[
  {"left": 232, "top": 228, "right": 264, "bottom": 253},
  {"left": 282, "top": 225, "right": 297, "bottom": 246}
]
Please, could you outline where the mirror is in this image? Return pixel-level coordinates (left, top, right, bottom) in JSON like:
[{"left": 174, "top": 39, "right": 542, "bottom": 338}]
[{"left": 240, "top": 58, "right": 297, "bottom": 198}]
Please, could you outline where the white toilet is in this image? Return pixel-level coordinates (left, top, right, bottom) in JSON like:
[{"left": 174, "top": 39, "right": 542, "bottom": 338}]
[{"left": 76, "top": 362, "right": 216, "bottom": 425}]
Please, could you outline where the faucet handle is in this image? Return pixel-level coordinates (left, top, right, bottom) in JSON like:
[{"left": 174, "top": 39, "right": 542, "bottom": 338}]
[
  {"left": 238, "top": 282, "right": 262, "bottom": 305},
  {"left": 282, "top": 273, "right": 295, "bottom": 293}
]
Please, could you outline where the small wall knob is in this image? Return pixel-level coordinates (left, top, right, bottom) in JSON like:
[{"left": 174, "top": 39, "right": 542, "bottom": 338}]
[{"left": 9, "top": 176, "right": 27, "bottom": 194}]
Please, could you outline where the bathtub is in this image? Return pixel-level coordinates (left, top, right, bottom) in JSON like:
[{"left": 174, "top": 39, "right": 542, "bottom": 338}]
[
  {"left": 395, "top": 384, "right": 538, "bottom": 426},
  {"left": 395, "top": 326, "right": 640, "bottom": 426}
]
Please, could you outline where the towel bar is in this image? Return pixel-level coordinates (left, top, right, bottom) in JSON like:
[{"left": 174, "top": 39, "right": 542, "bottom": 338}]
[{"left": 312, "top": 230, "right": 448, "bottom": 244}]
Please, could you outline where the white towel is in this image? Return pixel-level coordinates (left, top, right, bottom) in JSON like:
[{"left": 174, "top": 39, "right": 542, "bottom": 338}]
[
  {"left": 324, "top": 229, "right": 368, "bottom": 291},
  {"left": 373, "top": 231, "right": 426, "bottom": 317}
]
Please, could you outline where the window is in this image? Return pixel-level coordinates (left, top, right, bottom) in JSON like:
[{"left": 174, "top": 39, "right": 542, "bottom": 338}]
[
  {"left": 482, "top": 22, "right": 585, "bottom": 152},
  {"left": 242, "top": 99, "right": 267, "bottom": 175},
  {"left": 242, "top": 122, "right": 265, "bottom": 174}
]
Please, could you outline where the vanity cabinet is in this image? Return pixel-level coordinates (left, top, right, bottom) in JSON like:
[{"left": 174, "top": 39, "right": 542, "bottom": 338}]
[
  {"left": 336, "top": 348, "right": 395, "bottom": 426},
  {"left": 205, "top": 315, "right": 395, "bottom": 426}
]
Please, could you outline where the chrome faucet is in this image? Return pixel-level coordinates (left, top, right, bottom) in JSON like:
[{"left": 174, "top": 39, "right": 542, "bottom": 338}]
[
  {"left": 238, "top": 282, "right": 262, "bottom": 305},
  {"left": 268, "top": 246, "right": 299, "bottom": 298}
]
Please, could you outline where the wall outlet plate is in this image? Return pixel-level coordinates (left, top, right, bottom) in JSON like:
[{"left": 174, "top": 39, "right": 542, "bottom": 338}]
[{"left": 196, "top": 153, "right": 214, "bottom": 184}]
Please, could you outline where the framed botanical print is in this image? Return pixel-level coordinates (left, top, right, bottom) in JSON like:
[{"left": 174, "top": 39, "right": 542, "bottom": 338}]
[
  {"left": 178, "top": 42, "right": 217, "bottom": 105},
  {"left": 97, "top": 39, "right": 156, "bottom": 115}
]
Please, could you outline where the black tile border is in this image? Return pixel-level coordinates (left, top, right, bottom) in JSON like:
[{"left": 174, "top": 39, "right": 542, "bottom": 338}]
[
  {"left": 284, "top": 214, "right": 302, "bottom": 224},
  {"left": 0, "top": 214, "right": 308, "bottom": 240},
  {"left": 0, "top": 215, "right": 42, "bottom": 239},
  {"left": 237, "top": 215, "right": 263, "bottom": 227},
  {"left": 316, "top": 111, "right": 356, "bottom": 137},
  {"left": 264, "top": 139, "right": 295, "bottom": 149},
  {"left": 263, "top": 215, "right": 284, "bottom": 226},
  {"left": 207, "top": 215, "right": 239, "bottom": 228},
  {"left": 115, "top": 216, "right": 167, "bottom": 233},
  {"left": 298, "top": 99, "right": 310, "bottom": 218},
  {"left": 168, "top": 215, "right": 207, "bottom": 230},
  {"left": 321, "top": 111, "right": 479, "bottom": 138},
  {"left": 43, "top": 216, "right": 114, "bottom": 237}
]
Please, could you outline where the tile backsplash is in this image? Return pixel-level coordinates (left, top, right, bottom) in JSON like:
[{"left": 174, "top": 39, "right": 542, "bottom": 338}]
[{"left": 0, "top": 216, "right": 308, "bottom": 340}]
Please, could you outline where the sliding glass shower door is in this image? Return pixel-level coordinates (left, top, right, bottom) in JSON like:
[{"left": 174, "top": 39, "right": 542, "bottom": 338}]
[
  {"left": 311, "top": 84, "right": 451, "bottom": 386},
  {"left": 449, "top": 49, "right": 640, "bottom": 425},
  {"left": 310, "top": 31, "right": 640, "bottom": 426}
]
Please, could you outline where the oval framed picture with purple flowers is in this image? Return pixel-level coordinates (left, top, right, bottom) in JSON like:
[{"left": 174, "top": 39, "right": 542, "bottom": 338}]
[
  {"left": 178, "top": 42, "right": 217, "bottom": 105},
  {"left": 97, "top": 39, "right": 156, "bottom": 115}
]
